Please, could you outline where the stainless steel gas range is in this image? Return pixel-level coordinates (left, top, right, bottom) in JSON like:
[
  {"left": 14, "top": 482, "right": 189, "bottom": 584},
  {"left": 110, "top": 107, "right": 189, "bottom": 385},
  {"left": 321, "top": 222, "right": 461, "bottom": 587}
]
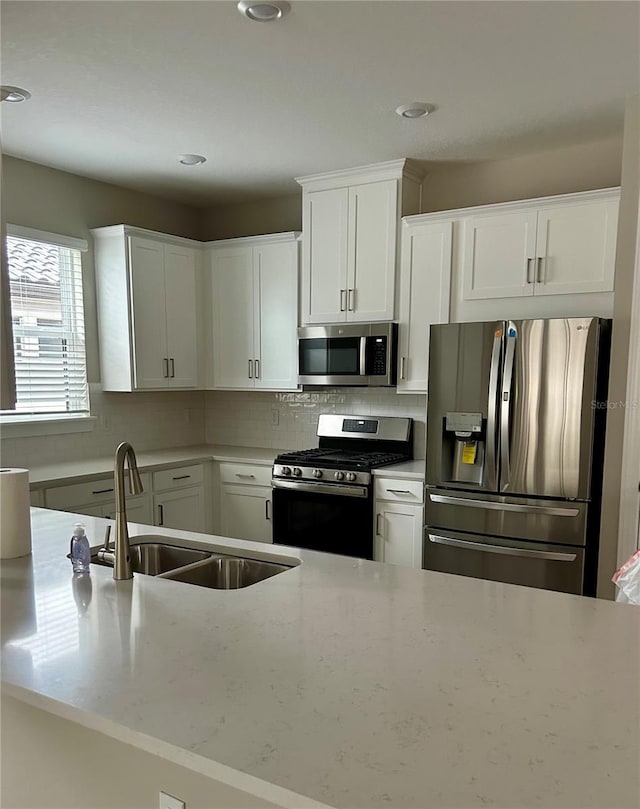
[{"left": 272, "top": 414, "right": 413, "bottom": 559}]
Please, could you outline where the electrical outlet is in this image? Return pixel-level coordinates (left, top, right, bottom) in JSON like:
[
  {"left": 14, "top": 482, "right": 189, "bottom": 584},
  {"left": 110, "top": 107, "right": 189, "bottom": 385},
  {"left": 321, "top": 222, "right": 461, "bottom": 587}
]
[
  {"left": 271, "top": 409, "right": 280, "bottom": 426},
  {"left": 159, "top": 791, "right": 185, "bottom": 809}
]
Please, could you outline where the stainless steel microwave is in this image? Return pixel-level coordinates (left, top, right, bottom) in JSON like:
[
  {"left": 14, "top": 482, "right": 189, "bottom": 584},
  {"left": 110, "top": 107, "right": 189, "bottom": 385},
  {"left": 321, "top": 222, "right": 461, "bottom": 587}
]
[{"left": 297, "top": 323, "right": 397, "bottom": 386}]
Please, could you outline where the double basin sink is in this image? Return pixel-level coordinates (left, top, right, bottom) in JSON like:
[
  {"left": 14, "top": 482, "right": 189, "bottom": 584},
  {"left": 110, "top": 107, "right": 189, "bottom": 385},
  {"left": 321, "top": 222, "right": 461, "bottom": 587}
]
[{"left": 91, "top": 537, "right": 297, "bottom": 589}]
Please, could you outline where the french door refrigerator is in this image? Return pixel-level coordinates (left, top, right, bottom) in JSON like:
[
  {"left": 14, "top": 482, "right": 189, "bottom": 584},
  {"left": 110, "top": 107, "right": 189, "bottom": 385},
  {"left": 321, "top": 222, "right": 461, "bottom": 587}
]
[{"left": 424, "top": 317, "right": 610, "bottom": 596}]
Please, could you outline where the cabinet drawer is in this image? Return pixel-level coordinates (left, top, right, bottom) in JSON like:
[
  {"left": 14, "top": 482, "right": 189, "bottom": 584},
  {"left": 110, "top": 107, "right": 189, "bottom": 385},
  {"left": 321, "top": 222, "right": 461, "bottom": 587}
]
[
  {"left": 153, "top": 464, "right": 203, "bottom": 492},
  {"left": 45, "top": 473, "right": 151, "bottom": 510},
  {"left": 219, "top": 462, "right": 273, "bottom": 487},
  {"left": 374, "top": 478, "right": 424, "bottom": 504}
]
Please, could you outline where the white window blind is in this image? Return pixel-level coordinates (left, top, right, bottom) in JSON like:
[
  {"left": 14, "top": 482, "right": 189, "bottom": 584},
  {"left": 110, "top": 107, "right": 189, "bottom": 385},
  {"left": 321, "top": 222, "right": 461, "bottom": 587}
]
[{"left": 5, "top": 232, "right": 89, "bottom": 415}]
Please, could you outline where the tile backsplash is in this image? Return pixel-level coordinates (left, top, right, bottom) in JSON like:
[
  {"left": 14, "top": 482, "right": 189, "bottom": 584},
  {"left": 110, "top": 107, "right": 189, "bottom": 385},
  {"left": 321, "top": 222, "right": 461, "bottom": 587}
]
[
  {"left": 205, "top": 388, "right": 427, "bottom": 458},
  {"left": 1, "top": 385, "right": 426, "bottom": 471},
  {"left": 0, "top": 384, "right": 206, "bottom": 469}
]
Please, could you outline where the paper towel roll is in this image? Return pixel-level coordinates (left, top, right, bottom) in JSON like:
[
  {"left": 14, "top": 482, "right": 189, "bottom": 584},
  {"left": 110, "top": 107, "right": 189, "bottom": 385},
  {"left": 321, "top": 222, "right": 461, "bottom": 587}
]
[{"left": 0, "top": 468, "right": 32, "bottom": 559}]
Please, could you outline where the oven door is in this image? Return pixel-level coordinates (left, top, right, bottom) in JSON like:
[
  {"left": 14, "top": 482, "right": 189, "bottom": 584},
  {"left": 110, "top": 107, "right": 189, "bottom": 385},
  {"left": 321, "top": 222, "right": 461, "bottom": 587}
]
[{"left": 272, "top": 480, "right": 373, "bottom": 559}]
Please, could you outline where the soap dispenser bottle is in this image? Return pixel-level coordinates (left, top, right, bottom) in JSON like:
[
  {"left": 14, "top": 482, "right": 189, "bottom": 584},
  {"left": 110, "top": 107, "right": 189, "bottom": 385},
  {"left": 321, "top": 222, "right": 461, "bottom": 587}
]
[{"left": 70, "top": 523, "right": 91, "bottom": 574}]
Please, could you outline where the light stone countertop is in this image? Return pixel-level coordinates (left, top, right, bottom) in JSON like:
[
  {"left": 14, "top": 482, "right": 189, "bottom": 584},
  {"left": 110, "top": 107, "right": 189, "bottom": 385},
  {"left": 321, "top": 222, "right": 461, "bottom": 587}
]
[
  {"left": 2, "top": 508, "right": 639, "bottom": 809},
  {"left": 28, "top": 444, "right": 280, "bottom": 487},
  {"left": 372, "top": 459, "right": 425, "bottom": 479}
]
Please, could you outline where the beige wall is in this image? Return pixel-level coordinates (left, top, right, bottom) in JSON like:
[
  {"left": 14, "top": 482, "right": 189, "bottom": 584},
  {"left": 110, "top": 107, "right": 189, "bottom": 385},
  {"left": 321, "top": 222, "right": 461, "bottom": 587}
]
[
  {"left": 201, "top": 192, "right": 301, "bottom": 240},
  {"left": 421, "top": 134, "right": 623, "bottom": 213},
  {"left": 2, "top": 156, "right": 203, "bottom": 382},
  {"left": 599, "top": 97, "right": 640, "bottom": 597}
]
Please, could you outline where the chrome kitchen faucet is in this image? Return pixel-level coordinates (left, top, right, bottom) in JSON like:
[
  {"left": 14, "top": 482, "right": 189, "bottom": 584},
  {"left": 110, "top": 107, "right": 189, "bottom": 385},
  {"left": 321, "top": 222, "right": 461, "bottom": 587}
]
[{"left": 98, "top": 442, "right": 143, "bottom": 580}]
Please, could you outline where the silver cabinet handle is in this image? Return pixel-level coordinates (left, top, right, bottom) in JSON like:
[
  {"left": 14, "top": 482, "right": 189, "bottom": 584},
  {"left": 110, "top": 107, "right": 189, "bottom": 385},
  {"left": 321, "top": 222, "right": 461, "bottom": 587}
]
[
  {"left": 265, "top": 499, "right": 271, "bottom": 520},
  {"left": 172, "top": 474, "right": 191, "bottom": 481},
  {"left": 169, "top": 358, "right": 175, "bottom": 378},
  {"left": 235, "top": 473, "right": 256, "bottom": 479},
  {"left": 387, "top": 489, "right": 413, "bottom": 495},
  {"left": 428, "top": 534, "right": 577, "bottom": 562},
  {"left": 428, "top": 492, "right": 580, "bottom": 517},
  {"left": 526, "top": 258, "right": 533, "bottom": 284},
  {"left": 92, "top": 487, "right": 114, "bottom": 495},
  {"left": 157, "top": 504, "right": 164, "bottom": 526},
  {"left": 536, "top": 256, "right": 544, "bottom": 284},
  {"left": 254, "top": 359, "right": 260, "bottom": 379},
  {"left": 340, "top": 289, "right": 347, "bottom": 312},
  {"left": 163, "top": 358, "right": 169, "bottom": 378},
  {"left": 501, "top": 321, "right": 516, "bottom": 490},
  {"left": 400, "top": 356, "right": 406, "bottom": 381},
  {"left": 348, "top": 288, "right": 355, "bottom": 311},
  {"left": 375, "top": 513, "right": 383, "bottom": 536},
  {"left": 248, "top": 359, "right": 253, "bottom": 379},
  {"left": 485, "top": 325, "right": 502, "bottom": 491}
]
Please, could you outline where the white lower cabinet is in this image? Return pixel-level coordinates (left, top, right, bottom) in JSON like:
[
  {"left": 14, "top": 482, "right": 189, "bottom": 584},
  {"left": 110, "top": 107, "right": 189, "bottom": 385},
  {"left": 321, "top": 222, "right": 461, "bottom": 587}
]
[
  {"left": 154, "top": 487, "right": 206, "bottom": 533},
  {"left": 374, "top": 477, "right": 424, "bottom": 569},
  {"left": 218, "top": 462, "right": 273, "bottom": 543}
]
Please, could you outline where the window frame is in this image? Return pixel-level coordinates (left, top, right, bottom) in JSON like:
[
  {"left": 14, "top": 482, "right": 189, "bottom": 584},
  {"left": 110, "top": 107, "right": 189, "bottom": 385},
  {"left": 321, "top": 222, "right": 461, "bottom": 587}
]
[{"left": 1, "top": 225, "right": 95, "bottom": 437}]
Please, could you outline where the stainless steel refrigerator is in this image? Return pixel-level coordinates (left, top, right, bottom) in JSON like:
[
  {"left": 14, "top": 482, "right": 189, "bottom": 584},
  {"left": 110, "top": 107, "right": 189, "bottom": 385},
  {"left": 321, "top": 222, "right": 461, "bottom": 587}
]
[{"left": 424, "top": 317, "right": 610, "bottom": 596}]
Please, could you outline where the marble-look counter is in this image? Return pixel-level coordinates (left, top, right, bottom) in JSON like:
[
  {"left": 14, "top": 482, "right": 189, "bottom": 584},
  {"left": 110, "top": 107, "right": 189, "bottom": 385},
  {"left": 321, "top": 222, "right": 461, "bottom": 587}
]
[
  {"left": 2, "top": 509, "right": 639, "bottom": 809},
  {"left": 372, "top": 459, "right": 425, "bottom": 480},
  {"left": 28, "top": 444, "right": 280, "bottom": 487}
]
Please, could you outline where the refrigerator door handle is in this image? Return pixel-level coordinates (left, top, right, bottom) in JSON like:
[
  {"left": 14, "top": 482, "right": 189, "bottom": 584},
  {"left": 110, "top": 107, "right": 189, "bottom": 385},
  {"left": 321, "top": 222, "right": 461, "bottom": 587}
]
[
  {"left": 428, "top": 492, "right": 580, "bottom": 517},
  {"left": 486, "top": 325, "right": 503, "bottom": 490},
  {"left": 500, "top": 321, "right": 517, "bottom": 489},
  {"left": 428, "top": 534, "right": 577, "bottom": 562}
]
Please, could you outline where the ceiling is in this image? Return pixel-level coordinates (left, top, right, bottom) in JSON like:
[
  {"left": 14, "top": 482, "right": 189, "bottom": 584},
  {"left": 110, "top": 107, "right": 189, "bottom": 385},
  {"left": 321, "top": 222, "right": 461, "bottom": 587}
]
[{"left": 1, "top": 1, "right": 638, "bottom": 206}]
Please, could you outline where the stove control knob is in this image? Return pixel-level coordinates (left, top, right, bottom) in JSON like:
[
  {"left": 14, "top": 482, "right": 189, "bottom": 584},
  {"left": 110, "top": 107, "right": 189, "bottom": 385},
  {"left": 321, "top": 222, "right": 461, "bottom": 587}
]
[
  {"left": 312, "top": 469, "right": 323, "bottom": 479},
  {"left": 293, "top": 467, "right": 302, "bottom": 477},
  {"left": 335, "top": 471, "right": 345, "bottom": 481},
  {"left": 281, "top": 466, "right": 292, "bottom": 476},
  {"left": 345, "top": 472, "right": 357, "bottom": 482}
]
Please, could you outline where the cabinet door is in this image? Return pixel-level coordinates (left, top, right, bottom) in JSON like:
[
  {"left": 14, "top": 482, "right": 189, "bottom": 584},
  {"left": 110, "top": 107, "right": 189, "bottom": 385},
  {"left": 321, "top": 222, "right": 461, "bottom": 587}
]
[
  {"left": 211, "top": 247, "right": 255, "bottom": 388},
  {"left": 374, "top": 502, "right": 423, "bottom": 568},
  {"left": 220, "top": 485, "right": 273, "bottom": 543},
  {"left": 534, "top": 198, "right": 619, "bottom": 295},
  {"left": 254, "top": 242, "right": 298, "bottom": 390},
  {"left": 303, "top": 188, "right": 349, "bottom": 324},
  {"left": 103, "top": 495, "right": 153, "bottom": 526},
  {"left": 155, "top": 487, "right": 206, "bottom": 533},
  {"left": 164, "top": 244, "right": 198, "bottom": 387},
  {"left": 397, "top": 221, "right": 452, "bottom": 393},
  {"left": 348, "top": 179, "right": 398, "bottom": 322},
  {"left": 462, "top": 211, "right": 537, "bottom": 300},
  {"left": 129, "top": 236, "right": 169, "bottom": 388}
]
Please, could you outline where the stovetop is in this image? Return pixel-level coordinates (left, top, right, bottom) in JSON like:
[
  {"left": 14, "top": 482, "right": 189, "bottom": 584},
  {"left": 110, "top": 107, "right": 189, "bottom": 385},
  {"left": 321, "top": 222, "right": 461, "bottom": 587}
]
[{"left": 275, "top": 447, "right": 409, "bottom": 472}]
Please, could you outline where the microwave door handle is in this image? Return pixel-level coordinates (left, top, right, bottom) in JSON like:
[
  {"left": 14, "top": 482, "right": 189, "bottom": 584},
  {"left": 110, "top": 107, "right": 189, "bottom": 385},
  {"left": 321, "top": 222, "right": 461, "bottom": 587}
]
[
  {"left": 486, "top": 326, "right": 503, "bottom": 490},
  {"left": 359, "top": 336, "right": 367, "bottom": 376},
  {"left": 500, "top": 322, "right": 517, "bottom": 490}
]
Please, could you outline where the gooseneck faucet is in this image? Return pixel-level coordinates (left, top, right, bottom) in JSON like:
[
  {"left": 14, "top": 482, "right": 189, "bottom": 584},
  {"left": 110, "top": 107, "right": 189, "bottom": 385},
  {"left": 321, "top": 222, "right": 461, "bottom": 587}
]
[{"left": 111, "top": 442, "right": 143, "bottom": 580}]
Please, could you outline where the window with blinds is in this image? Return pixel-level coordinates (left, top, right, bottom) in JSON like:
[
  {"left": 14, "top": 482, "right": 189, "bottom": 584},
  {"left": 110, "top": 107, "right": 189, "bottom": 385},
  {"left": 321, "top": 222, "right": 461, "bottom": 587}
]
[{"left": 5, "top": 233, "right": 89, "bottom": 414}]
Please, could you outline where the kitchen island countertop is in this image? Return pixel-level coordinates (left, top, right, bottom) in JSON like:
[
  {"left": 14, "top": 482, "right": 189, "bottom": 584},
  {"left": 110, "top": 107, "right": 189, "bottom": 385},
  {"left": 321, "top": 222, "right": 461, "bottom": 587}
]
[{"left": 2, "top": 508, "right": 639, "bottom": 809}]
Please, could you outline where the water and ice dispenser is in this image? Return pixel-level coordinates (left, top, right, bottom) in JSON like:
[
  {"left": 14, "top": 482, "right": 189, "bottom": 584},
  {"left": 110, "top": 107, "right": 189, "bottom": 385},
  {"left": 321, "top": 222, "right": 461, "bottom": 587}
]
[{"left": 444, "top": 412, "right": 485, "bottom": 485}]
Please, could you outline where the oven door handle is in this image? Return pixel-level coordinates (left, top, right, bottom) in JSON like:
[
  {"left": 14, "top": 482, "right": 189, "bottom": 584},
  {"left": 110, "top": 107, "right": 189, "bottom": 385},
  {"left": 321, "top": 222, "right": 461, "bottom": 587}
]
[{"left": 272, "top": 479, "right": 369, "bottom": 498}]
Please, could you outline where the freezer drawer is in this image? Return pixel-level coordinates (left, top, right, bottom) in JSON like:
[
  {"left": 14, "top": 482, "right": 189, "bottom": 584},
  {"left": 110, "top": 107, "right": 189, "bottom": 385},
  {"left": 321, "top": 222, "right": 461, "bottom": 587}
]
[
  {"left": 425, "top": 487, "right": 588, "bottom": 546},
  {"left": 424, "top": 528, "right": 585, "bottom": 595}
]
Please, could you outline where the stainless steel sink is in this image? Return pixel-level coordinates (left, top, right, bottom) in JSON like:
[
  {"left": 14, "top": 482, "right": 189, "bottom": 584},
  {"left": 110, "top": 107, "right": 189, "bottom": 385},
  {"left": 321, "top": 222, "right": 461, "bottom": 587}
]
[
  {"left": 160, "top": 555, "right": 293, "bottom": 589},
  {"left": 91, "top": 542, "right": 211, "bottom": 575}
]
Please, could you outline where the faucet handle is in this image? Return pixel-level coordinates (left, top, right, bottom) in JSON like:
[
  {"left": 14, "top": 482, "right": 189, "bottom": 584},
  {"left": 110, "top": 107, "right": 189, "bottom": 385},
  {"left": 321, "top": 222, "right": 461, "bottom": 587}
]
[{"left": 103, "top": 524, "right": 112, "bottom": 552}]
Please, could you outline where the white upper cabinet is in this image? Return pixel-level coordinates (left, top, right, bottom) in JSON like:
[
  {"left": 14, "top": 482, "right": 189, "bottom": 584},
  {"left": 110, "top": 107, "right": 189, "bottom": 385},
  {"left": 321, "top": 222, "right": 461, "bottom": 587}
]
[
  {"left": 208, "top": 232, "right": 299, "bottom": 391},
  {"left": 297, "top": 160, "right": 423, "bottom": 325},
  {"left": 397, "top": 219, "right": 452, "bottom": 393},
  {"left": 462, "top": 189, "right": 619, "bottom": 301},
  {"left": 92, "top": 226, "right": 200, "bottom": 392}
]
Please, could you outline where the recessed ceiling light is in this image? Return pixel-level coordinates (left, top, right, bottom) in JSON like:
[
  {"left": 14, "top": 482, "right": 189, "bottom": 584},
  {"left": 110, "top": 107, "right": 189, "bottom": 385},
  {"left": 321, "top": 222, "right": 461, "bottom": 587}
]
[
  {"left": 395, "top": 103, "right": 434, "bottom": 119},
  {"left": 237, "top": 0, "right": 290, "bottom": 22},
  {"left": 178, "top": 154, "right": 207, "bottom": 166},
  {"left": 0, "top": 86, "right": 31, "bottom": 103}
]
